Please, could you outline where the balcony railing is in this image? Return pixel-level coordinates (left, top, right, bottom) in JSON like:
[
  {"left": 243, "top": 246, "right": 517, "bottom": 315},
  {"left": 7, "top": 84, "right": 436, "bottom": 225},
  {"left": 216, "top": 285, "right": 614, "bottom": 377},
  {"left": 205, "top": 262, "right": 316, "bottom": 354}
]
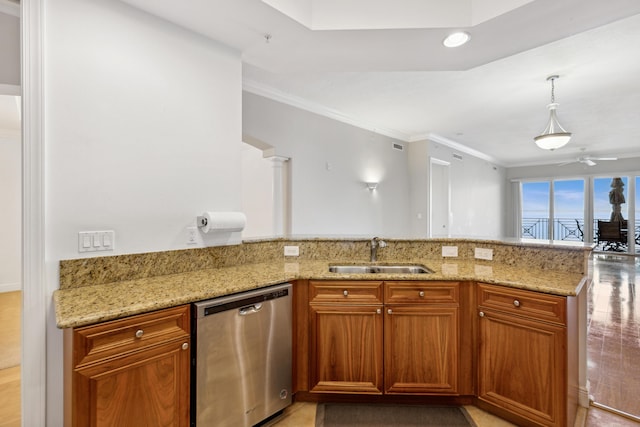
[{"left": 522, "top": 218, "right": 640, "bottom": 244}]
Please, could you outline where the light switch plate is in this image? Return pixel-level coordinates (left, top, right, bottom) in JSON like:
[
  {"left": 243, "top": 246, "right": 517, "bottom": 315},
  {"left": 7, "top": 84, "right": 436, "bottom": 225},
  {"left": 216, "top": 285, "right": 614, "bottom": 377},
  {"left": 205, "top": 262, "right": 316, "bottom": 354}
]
[
  {"left": 284, "top": 246, "right": 300, "bottom": 256},
  {"left": 442, "top": 246, "right": 458, "bottom": 257},
  {"left": 474, "top": 247, "right": 493, "bottom": 261},
  {"left": 78, "top": 230, "right": 115, "bottom": 253}
]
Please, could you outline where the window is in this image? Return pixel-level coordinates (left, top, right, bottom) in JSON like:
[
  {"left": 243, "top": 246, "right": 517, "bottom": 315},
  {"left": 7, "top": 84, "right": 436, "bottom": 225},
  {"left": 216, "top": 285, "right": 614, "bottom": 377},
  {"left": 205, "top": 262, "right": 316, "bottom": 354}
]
[{"left": 521, "top": 179, "right": 585, "bottom": 241}]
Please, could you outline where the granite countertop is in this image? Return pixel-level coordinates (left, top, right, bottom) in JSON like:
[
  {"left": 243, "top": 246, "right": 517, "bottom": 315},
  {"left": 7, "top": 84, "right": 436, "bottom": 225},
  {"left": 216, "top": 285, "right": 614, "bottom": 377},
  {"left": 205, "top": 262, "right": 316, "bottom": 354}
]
[{"left": 53, "top": 258, "right": 588, "bottom": 329}]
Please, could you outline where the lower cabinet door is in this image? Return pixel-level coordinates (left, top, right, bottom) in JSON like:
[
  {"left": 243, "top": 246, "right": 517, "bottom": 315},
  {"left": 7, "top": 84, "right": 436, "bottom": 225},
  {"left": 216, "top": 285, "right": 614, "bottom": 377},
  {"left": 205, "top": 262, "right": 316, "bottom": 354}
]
[
  {"left": 384, "top": 305, "right": 459, "bottom": 394},
  {"left": 309, "top": 304, "right": 383, "bottom": 394},
  {"left": 73, "top": 340, "right": 190, "bottom": 427},
  {"left": 478, "top": 309, "right": 565, "bottom": 427}
]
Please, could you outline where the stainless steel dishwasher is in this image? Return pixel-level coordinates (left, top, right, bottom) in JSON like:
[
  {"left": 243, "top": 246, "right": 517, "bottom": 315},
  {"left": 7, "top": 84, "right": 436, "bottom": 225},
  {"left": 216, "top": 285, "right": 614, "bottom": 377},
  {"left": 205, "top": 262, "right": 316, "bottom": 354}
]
[{"left": 192, "top": 283, "right": 292, "bottom": 427}]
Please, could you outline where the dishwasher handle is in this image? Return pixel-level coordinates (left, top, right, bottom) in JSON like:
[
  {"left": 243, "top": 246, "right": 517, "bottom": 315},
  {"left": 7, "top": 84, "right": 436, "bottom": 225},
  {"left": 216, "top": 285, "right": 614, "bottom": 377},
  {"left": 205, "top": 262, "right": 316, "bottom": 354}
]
[{"left": 239, "top": 303, "right": 263, "bottom": 316}]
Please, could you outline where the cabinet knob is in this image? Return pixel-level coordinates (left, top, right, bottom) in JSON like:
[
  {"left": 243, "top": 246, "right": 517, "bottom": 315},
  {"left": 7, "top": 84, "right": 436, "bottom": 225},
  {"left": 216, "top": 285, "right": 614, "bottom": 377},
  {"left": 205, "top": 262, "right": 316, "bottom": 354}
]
[
  {"left": 343, "top": 290, "right": 349, "bottom": 297},
  {"left": 387, "top": 309, "right": 393, "bottom": 315},
  {"left": 513, "top": 299, "right": 521, "bottom": 307},
  {"left": 376, "top": 308, "right": 381, "bottom": 315},
  {"left": 479, "top": 311, "right": 485, "bottom": 317},
  {"left": 135, "top": 329, "right": 144, "bottom": 338},
  {"left": 181, "top": 342, "right": 189, "bottom": 350},
  {"left": 418, "top": 291, "right": 425, "bottom": 297}
]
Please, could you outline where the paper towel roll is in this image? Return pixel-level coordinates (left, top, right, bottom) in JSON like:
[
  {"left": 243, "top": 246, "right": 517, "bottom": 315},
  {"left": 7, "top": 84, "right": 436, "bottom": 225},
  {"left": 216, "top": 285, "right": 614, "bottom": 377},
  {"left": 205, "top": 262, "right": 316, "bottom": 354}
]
[{"left": 200, "top": 211, "right": 246, "bottom": 233}]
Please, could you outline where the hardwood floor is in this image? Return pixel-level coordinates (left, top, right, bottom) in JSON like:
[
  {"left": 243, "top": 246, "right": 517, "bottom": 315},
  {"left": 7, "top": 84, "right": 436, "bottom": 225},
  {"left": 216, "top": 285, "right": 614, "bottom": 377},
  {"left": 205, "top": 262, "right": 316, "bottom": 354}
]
[
  {"left": 588, "top": 254, "right": 640, "bottom": 420},
  {"left": 0, "top": 366, "right": 20, "bottom": 427},
  {"left": 0, "top": 291, "right": 20, "bottom": 427}
]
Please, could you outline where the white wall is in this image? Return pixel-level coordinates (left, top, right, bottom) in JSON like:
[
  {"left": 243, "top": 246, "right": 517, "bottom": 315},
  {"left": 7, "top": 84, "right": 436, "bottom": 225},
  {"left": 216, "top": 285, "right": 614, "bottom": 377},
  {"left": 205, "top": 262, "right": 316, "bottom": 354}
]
[
  {"left": 243, "top": 92, "right": 412, "bottom": 237},
  {"left": 44, "top": 0, "right": 242, "bottom": 424},
  {"left": 425, "top": 140, "right": 507, "bottom": 238},
  {"left": 241, "top": 143, "right": 275, "bottom": 238},
  {"left": 0, "top": 132, "right": 21, "bottom": 292},
  {"left": 408, "top": 140, "right": 429, "bottom": 237},
  {"left": 0, "top": 12, "right": 20, "bottom": 86}
]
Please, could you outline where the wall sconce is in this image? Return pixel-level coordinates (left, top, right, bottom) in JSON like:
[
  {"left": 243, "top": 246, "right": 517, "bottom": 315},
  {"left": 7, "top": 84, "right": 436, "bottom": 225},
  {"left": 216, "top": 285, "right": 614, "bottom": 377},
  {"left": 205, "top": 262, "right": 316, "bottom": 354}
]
[{"left": 366, "top": 182, "right": 378, "bottom": 191}]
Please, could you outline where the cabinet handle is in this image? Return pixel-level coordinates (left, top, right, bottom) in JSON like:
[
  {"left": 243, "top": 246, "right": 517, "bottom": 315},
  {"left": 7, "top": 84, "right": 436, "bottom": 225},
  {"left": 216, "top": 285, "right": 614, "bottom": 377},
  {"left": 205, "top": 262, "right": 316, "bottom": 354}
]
[
  {"left": 376, "top": 308, "right": 381, "bottom": 315},
  {"left": 387, "top": 309, "right": 393, "bottom": 315},
  {"left": 513, "top": 299, "right": 521, "bottom": 307},
  {"left": 418, "top": 291, "right": 425, "bottom": 297},
  {"left": 479, "top": 311, "right": 485, "bottom": 317},
  {"left": 135, "top": 329, "right": 144, "bottom": 338},
  {"left": 182, "top": 342, "right": 189, "bottom": 350},
  {"left": 343, "top": 290, "right": 349, "bottom": 297}
]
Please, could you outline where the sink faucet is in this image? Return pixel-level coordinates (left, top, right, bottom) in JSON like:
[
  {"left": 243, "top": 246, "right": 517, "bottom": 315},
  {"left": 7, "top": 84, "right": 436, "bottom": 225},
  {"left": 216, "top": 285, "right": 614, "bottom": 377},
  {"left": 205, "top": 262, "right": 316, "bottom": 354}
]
[{"left": 370, "top": 237, "right": 387, "bottom": 262}]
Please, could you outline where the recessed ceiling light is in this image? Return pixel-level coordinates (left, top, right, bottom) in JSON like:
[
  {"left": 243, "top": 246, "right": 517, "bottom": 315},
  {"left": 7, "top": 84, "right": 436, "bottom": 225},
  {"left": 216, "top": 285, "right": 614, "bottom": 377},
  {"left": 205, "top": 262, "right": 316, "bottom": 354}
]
[{"left": 443, "top": 32, "right": 470, "bottom": 48}]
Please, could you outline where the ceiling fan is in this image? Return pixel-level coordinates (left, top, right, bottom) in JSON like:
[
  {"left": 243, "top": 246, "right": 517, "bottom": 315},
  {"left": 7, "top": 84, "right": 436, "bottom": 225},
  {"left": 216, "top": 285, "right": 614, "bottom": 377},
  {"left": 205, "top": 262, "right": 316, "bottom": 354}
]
[{"left": 557, "top": 155, "right": 618, "bottom": 167}]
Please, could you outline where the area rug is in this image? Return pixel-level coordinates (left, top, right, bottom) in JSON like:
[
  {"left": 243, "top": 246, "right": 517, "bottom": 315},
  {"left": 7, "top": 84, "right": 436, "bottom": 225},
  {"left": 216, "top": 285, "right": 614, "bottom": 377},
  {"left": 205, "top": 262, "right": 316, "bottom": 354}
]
[{"left": 315, "top": 403, "right": 474, "bottom": 427}]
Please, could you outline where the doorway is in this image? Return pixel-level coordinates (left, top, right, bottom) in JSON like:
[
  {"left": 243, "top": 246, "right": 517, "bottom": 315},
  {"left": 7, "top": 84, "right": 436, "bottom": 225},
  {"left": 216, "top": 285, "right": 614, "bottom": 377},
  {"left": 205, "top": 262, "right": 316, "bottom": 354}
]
[
  {"left": 0, "top": 94, "right": 21, "bottom": 427},
  {"left": 429, "top": 158, "right": 451, "bottom": 238}
]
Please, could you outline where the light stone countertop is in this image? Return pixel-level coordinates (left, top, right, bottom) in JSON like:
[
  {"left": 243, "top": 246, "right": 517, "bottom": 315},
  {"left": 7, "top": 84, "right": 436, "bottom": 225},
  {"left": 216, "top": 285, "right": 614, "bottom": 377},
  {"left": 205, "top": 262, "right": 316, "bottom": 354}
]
[{"left": 53, "top": 258, "right": 588, "bottom": 329}]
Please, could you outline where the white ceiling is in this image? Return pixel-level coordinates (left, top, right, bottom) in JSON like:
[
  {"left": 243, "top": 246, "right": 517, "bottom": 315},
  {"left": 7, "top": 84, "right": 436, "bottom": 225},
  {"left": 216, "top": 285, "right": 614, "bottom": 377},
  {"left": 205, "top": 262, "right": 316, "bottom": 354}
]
[{"left": 120, "top": 1, "right": 640, "bottom": 166}]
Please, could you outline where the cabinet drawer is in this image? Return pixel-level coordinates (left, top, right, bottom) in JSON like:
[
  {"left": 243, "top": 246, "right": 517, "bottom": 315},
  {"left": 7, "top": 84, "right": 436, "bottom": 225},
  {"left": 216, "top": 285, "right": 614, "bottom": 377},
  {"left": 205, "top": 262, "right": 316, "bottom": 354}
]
[
  {"left": 309, "top": 281, "right": 383, "bottom": 304},
  {"left": 477, "top": 283, "right": 566, "bottom": 324},
  {"left": 73, "top": 305, "right": 190, "bottom": 367},
  {"left": 385, "top": 281, "right": 459, "bottom": 304}
]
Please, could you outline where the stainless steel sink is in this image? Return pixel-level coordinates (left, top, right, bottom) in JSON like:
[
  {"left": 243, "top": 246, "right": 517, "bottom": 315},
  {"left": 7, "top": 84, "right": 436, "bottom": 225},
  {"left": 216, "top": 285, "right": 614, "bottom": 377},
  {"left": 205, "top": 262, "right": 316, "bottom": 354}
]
[{"left": 328, "top": 265, "right": 433, "bottom": 274}]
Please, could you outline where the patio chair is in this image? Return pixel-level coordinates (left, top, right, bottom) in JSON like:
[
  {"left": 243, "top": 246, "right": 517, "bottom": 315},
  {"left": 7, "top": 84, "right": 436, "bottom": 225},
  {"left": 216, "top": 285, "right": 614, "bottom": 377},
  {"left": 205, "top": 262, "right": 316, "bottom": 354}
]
[{"left": 596, "top": 220, "right": 627, "bottom": 251}]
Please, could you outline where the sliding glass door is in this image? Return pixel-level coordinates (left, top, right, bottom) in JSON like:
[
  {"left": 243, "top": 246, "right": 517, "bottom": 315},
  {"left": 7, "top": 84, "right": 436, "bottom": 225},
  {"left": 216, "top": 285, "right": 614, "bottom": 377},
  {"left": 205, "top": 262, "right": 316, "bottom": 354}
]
[
  {"left": 521, "top": 179, "right": 585, "bottom": 241},
  {"left": 522, "top": 181, "right": 550, "bottom": 239},
  {"left": 593, "top": 176, "right": 637, "bottom": 253},
  {"left": 554, "top": 180, "right": 585, "bottom": 241}
]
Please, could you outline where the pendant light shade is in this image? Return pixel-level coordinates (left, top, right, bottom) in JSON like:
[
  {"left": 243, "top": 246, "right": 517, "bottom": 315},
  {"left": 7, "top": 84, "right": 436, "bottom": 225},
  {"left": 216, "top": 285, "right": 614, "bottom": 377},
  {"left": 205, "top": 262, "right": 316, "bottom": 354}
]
[{"left": 534, "top": 76, "right": 572, "bottom": 150}]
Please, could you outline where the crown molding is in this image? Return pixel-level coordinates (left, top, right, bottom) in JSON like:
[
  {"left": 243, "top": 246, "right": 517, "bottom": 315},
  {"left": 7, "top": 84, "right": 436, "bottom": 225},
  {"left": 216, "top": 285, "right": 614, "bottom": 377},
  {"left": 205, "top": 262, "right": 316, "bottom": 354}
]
[
  {"left": 414, "top": 132, "right": 504, "bottom": 166},
  {"left": 242, "top": 78, "right": 412, "bottom": 142},
  {"left": 242, "top": 79, "right": 505, "bottom": 166},
  {"left": 0, "top": 0, "right": 19, "bottom": 17}
]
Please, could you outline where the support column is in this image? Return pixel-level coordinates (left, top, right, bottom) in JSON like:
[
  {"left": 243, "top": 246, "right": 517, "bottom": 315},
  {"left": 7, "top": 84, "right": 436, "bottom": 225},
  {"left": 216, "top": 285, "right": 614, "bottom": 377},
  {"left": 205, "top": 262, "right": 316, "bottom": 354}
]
[{"left": 266, "top": 156, "right": 290, "bottom": 237}]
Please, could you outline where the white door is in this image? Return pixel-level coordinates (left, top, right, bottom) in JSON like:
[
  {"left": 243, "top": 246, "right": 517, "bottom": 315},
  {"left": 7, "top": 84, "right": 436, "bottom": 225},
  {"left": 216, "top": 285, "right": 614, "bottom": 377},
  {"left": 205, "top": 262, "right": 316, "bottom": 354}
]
[{"left": 430, "top": 158, "right": 450, "bottom": 237}]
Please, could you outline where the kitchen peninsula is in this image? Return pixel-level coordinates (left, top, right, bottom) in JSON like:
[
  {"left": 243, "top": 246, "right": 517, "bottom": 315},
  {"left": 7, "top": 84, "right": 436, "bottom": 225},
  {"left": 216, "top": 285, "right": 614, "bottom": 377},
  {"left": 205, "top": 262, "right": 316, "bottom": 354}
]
[{"left": 55, "top": 238, "right": 591, "bottom": 427}]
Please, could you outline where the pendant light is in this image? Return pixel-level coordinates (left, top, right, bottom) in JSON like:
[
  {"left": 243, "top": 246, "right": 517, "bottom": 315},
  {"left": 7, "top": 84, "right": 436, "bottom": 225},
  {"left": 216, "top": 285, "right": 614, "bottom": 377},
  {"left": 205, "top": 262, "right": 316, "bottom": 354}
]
[{"left": 534, "top": 75, "right": 572, "bottom": 150}]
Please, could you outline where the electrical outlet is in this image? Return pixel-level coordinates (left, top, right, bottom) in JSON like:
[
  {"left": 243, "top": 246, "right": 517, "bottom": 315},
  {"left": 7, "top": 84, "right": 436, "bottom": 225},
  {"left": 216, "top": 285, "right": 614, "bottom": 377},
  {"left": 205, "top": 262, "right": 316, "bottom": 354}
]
[
  {"left": 186, "top": 226, "right": 198, "bottom": 245},
  {"left": 442, "top": 246, "right": 458, "bottom": 257},
  {"left": 474, "top": 264, "right": 493, "bottom": 276},
  {"left": 284, "top": 246, "right": 300, "bottom": 256},
  {"left": 474, "top": 247, "right": 493, "bottom": 261}
]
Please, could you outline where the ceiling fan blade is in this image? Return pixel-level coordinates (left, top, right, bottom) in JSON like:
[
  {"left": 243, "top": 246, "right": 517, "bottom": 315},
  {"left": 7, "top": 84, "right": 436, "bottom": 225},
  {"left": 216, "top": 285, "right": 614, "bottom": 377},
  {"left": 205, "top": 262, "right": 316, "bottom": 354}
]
[
  {"left": 557, "top": 160, "right": 577, "bottom": 166},
  {"left": 584, "top": 159, "right": 597, "bottom": 166},
  {"left": 593, "top": 157, "right": 618, "bottom": 161}
]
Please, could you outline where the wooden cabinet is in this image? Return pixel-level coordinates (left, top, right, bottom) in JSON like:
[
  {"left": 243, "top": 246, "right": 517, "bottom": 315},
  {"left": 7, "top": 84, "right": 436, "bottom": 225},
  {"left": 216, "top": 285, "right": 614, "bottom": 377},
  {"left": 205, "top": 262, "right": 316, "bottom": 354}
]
[
  {"left": 302, "top": 279, "right": 578, "bottom": 425},
  {"left": 308, "top": 280, "right": 462, "bottom": 396},
  {"left": 64, "top": 305, "right": 191, "bottom": 427},
  {"left": 384, "top": 281, "right": 459, "bottom": 394},
  {"left": 477, "top": 283, "right": 576, "bottom": 427},
  {"left": 309, "top": 281, "right": 384, "bottom": 394}
]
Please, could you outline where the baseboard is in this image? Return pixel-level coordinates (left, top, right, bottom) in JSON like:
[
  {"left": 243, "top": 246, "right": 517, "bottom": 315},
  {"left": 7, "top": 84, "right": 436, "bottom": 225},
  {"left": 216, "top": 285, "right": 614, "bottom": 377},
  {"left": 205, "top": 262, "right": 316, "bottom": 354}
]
[
  {"left": 0, "top": 282, "right": 21, "bottom": 293},
  {"left": 579, "top": 384, "right": 590, "bottom": 407}
]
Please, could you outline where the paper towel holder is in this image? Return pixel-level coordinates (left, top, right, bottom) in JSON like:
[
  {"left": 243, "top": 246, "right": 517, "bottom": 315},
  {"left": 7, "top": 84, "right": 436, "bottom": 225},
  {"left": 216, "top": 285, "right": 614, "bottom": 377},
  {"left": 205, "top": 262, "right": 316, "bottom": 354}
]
[{"left": 196, "top": 216, "right": 208, "bottom": 228}]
